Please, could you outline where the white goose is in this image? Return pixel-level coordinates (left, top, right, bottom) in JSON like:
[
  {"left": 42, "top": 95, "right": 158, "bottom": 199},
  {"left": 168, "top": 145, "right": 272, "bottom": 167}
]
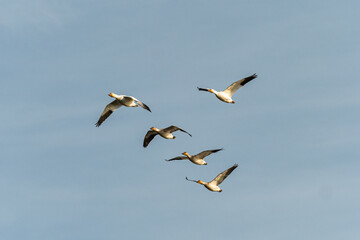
[
  {"left": 95, "top": 93, "right": 151, "bottom": 127},
  {"left": 186, "top": 164, "right": 238, "bottom": 192},
  {"left": 143, "top": 125, "right": 192, "bottom": 148},
  {"left": 165, "top": 148, "right": 223, "bottom": 165},
  {"left": 197, "top": 73, "right": 257, "bottom": 103}
]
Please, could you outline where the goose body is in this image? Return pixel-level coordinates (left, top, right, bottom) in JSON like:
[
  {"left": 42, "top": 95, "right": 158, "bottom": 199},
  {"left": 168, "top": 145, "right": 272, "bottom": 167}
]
[
  {"left": 166, "top": 148, "right": 223, "bottom": 165},
  {"left": 198, "top": 73, "right": 257, "bottom": 103},
  {"left": 143, "top": 125, "right": 192, "bottom": 148},
  {"left": 186, "top": 164, "right": 238, "bottom": 192},
  {"left": 95, "top": 93, "right": 151, "bottom": 127}
]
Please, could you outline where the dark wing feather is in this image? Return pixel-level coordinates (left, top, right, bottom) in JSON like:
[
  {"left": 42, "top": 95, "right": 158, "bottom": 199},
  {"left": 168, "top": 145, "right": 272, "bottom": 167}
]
[
  {"left": 136, "top": 101, "right": 151, "bottom": 112},
  {"left": 185, "top": 177, "right": 198, "bottom": 183},
  {"left": 165, "top": 156, "right": 188, "bottom": 161},
  {"left": 196, "top": 148, "right": 223, "bottom": 159},
  {"left": 164, "top": 125, "right": 192, "bottom": 137},
  {"left": 210, "top": 164, "right": 238, "bottom": 185},
  {"left": 197, "top": 87, "right": 210, "bottom": 92},
  {"left": 126, "top": 96, "right": 151, "bottom": 112},
  {"left": 223, "top": 73, "right": 257, "bottom": 96},
  {"left": 95, "top": 100, "right": 122, "bottom": 127},
  {"left": 143, "top": 130, "right": 158, "bottom": 148},
  {"left": 95, "top": 110, "right": 113, "bottom": 127},
  {"left": 239, "top": 73, "right": 257, "bottom": 86},
  {"left": 163, "top": 125, "right": 178, "bottom": 132}
]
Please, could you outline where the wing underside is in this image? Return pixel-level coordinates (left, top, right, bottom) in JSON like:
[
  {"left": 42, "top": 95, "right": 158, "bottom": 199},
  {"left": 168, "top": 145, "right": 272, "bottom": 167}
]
[{"left": 210, "top": 164, "right": 238, "bottom": 185}]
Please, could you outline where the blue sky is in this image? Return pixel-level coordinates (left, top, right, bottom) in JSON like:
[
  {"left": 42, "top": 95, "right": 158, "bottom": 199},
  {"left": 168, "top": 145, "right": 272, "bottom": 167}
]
[{"left": 1, "top": 1, "right": 359, "bottom": 239}]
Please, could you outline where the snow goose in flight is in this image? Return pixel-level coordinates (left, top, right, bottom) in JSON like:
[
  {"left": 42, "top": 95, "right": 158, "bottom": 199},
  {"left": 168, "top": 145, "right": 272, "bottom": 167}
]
[
  {"left": 197, "top": 73, "right": 257, "bottom": 103},
  {"left": 95, "top": 93, "right": 151, "bottom": 127},
  {"left": 186, "top": 164, "right": 238, "bottom": 192},
  {"left": 143, "top": 125, "right": 192, "bottom": 148},
  {"left": 165, "top": 148, "right": 223, "bottom": 165}
]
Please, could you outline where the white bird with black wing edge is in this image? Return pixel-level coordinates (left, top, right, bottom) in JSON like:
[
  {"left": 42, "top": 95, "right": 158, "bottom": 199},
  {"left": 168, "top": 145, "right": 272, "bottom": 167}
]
[
  {"left": 95, "top": 93, "right": 151, "bottom": 127},
  {"left": 143, "top": 125, "right": 192, "bottom": 148},
  {"left": 165, "top": 148, "right": 223, "bottom": 165},
  {"left": 197, "top": 74, "right": 257, "bottom": 103},
  {"left": 186, "top": 164, "right": 238, "bottom": 192}
]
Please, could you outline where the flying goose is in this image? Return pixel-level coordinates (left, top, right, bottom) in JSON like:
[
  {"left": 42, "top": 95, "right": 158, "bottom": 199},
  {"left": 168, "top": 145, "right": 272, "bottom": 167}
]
[
  {"left": 197, "top": 73, "right": 257, "bottom": 103},
  {"left": 165, "top": 148, "right": 223, "bottom": 165},
  {"left": 186, "top": 164, "right": 238, "bottom": 192},
  {"left": 143, "top": 125, "right": 192, "bottom": 148},
  {"left": 95, "top": 93, "right": 151, "bottom": 127}
]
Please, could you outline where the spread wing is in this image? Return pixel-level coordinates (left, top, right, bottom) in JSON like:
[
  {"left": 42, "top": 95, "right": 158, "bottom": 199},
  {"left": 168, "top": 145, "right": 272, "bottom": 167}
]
[
  {"left": 124, "top": 96, "right": 151, "bottom": 112},
  {"left": 185, "top": 177, "right": 198, "bottom": 183},
  {"left": 95, "top": 100, "right": 122, "bottom": 127},
  {"left": 163, "top": 125, "right": 192, "bottom": 137},
  {"left": 165, "top": 156, "right": 188, "bottom": 161},
  {"left": 143, "top": 130, "right": 158, "bottom": 148},
  {"left": 223, "top": 74, "right": 257, "bottom": 96},
  {"left": 210, "top": 164, "right": 238, "bottom": 186},
  {"left": 197, "top": 87, "right": 210, "bottom": 92},
  {"left": 196, "top": 148, "right": 223, "bottom": 159}
]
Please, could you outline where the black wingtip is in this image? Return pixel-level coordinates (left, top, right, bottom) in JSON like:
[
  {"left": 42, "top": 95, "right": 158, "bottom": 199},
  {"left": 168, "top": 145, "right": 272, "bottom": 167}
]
[
  {"left": 143, "top": 103, "right": 151, "bottom": 112},
  {"left": 197, "top": 87, "right": 209, "bottom": 92},
  {"left": 185, "top": 132, "right": 192, "bottom": 137},
  {"left": 247, "top": 73, "right": 257, "bottom": 80},
  {"left": 185, "top": 177, "right": 197, "bottom": 182},
  {"left": 240, "top": 73, "right": 258, "bottom": 86}
]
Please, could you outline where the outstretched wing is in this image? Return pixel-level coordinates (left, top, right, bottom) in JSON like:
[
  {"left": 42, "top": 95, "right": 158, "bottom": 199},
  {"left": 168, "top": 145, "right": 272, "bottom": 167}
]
[
  {"left": 95, "top": 100, "right": 122, "bottom": 127},
  {"left": 125, "top": 96, "right": 151, "bottom": 112},
  {"left": 165, "top": 156, "right": 188, "bottom": 161},
  {"left": 143, "top": 130, "right": 158, "bottom": 148},
  {"left": 196, "top": 148, "right": 223, "bottom": 159},
  {"left": 197, "top": 87, "right": 210, "bottom": 92},
  {"left": 164, "top": 125, "right": 192, "bottom": 137},
  {"left": 210, "top": 164, "right": 238, "bottom": 186},
  {"left": 185, "top": 177, "right": 198, "bottom": 183},
  {"left": 223, "top": 74, "right": 257, "bottom": 96}
]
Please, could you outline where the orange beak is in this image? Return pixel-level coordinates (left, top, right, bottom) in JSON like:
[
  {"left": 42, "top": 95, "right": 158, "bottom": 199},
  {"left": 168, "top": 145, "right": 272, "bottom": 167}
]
[{"left": 108, "top": 93, "right": 114, "bottom": 97}]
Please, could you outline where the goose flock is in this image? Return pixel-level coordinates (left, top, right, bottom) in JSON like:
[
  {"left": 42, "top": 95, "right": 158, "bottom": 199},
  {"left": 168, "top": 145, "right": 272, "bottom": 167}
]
[{"left": 96, "top": 74, "right": 257, "bottom": 192}]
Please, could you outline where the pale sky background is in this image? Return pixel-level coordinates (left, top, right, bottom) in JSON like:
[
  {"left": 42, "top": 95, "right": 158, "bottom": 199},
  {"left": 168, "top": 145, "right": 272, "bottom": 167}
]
[{"left": 1, "top": 1, "right": 359, "bottom": 239}]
